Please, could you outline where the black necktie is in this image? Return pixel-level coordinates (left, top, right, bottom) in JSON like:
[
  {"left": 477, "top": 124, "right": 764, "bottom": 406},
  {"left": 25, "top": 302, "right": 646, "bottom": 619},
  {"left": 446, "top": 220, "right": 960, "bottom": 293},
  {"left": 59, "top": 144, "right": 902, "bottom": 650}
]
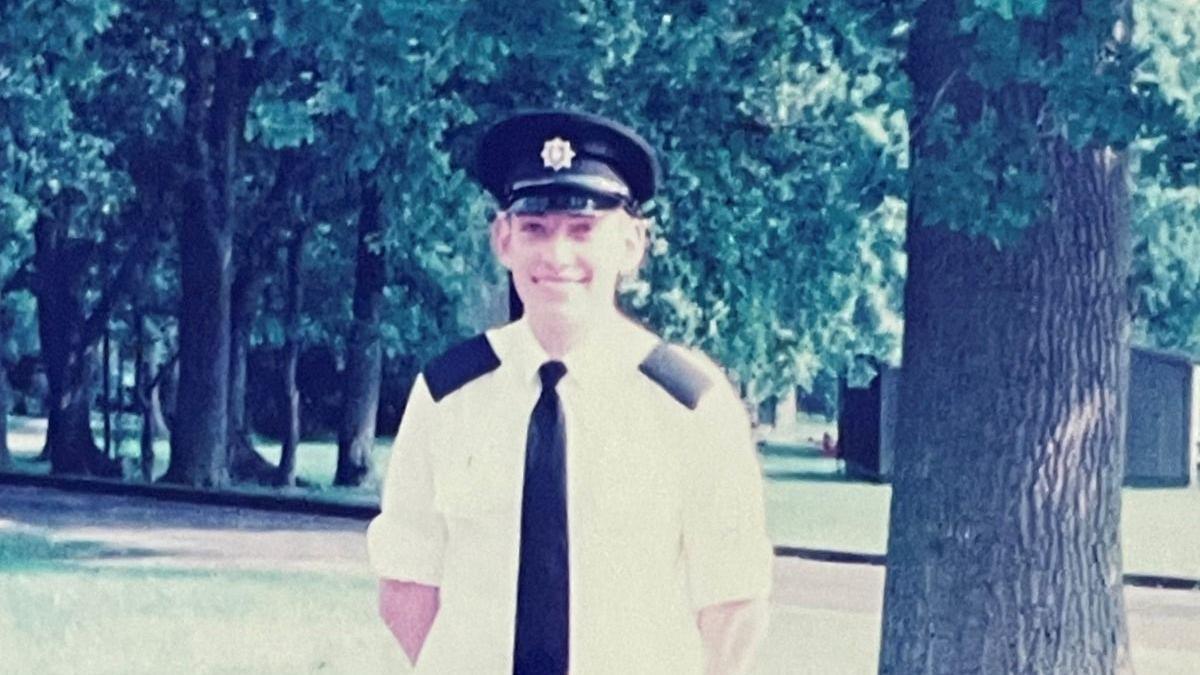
[{"left": 513, "top": 361, "right": 569, "bottom": 675}]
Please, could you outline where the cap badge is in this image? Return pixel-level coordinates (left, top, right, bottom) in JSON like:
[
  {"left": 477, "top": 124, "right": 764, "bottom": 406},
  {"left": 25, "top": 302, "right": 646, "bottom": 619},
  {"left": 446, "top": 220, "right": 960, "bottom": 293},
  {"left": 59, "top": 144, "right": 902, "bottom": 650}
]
[{"left": 541, "top": 137, "right": 576, "bottom": 171}]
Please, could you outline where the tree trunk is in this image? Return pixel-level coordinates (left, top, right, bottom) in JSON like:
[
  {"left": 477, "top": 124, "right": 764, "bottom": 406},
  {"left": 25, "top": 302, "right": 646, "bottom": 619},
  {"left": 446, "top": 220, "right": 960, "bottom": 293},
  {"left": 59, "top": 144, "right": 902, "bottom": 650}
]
[
  {"left": 336, "top": 179, "right": 384, "bottom": 487},
  {"left": 276, "top": 225, "right": 307, "bottom": 487},
  {"left": 102, "top": 318, "right": 112, "bottom": 457},
  {"left": 33, "top": 213, "right": 121, "bottom": 477},
  {"left": 0, "top": 361, "right": 10, "bottom": 467},
  {"left": 162, "top": 40, "right": 252, "bottom": 488},
  {"left": 144, "top": 337, "right": 171, "bottom": 439},
  {"left": 227, "top": 154, "right": 300, "bottom": 484},
  {"left": 158, "top": 355, "right": 178, "bottom": 434},
  {"left": 227, "top": 267, "right": 277, "bottom": 483},
  {"left": 879, "top": 2, "right": 1133, "bottom": 672},
  {"left": 134, "top": 311, "right": 153, "bottom": 481}
]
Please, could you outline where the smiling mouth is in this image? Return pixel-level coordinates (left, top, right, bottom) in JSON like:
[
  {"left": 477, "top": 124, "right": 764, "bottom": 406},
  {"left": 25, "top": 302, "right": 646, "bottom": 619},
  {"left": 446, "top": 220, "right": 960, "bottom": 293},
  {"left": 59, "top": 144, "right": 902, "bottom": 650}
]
[{"left": 534, "top": 277, "right": 586, "bottom": 285}]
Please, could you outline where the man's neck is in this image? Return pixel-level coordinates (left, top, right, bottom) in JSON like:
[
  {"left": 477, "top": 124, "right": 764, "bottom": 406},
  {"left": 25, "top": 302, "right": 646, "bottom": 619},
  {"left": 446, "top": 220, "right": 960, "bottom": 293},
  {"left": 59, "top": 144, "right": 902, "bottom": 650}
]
[{"left": 525, "top": 305, "right": 622, "bottom": 360}]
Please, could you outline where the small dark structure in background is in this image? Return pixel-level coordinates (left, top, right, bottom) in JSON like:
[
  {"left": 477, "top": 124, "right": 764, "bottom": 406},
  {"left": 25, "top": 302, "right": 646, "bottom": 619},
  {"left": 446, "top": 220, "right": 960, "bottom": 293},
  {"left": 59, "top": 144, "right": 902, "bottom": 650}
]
[
  {"left": 1126, "top": 347, "right": 1199, "bottom": 487},
  {"left": 836, "top": 365, "right": 898, "bottom": 483}
]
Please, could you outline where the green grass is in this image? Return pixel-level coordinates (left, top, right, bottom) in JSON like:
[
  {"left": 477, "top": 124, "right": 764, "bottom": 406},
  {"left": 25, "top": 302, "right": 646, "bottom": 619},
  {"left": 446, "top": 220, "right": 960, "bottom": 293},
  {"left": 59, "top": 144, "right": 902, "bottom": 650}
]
[
  {"left": 7, "top": 415, "right": 1200, "bottom": 579},
  {"left": 0, "top": 563, "right": 401, "bottom": 674}
]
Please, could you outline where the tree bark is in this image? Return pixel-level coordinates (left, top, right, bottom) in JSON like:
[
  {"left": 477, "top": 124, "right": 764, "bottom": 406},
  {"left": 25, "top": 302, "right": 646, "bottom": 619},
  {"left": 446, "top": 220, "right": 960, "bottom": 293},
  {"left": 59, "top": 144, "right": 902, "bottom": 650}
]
[
  {"left": 0, "top": 360, "right": 10, "bottom": 467},
  {"left": 276, "top": 223, "right": 308, "bottom": 487},
  {"left": 879, "top": 2, "right": 1133, "bottom": 673},
  {"left": 335, "top": 179, "right": 384, "bottom": 487},
  {"left": 144, "top": 339, "right": 171, "bottom": 439},
  {"left": 32, "top": 213, "right": 121, "bottom": 477},
  {"left": 134, "top": 310, "right": 154, "bottom": 481},
  {"left": 162, "top": 40, "right": 253, "bottom": 487},
  {"left": 227, "top": 155, "right": 298, "bottom": 483},
  {"left": 227, "top": 267, "right": 278, "bottom": 483},
  {"left": 135, "top": 330, "right": 175, "bottom": 482},
  {"left": 102, "top": 316, "right": 112, "bottom": 457}
]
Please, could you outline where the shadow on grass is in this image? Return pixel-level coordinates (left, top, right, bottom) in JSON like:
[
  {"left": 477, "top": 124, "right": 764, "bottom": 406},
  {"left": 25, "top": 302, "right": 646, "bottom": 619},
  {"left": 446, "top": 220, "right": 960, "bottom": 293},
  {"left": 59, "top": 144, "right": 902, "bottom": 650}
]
[
  {"left": 0, "top": 530, "right": 167, "bottom": 571},
  {"left": 758, "top": 442, "right": 824, "bottom": 458},
  {"left": 0, "top": 468, "right": 377, "bottom": 534},
  {"left": 764, "top": 470, "right": 862, "bottom": 484}
]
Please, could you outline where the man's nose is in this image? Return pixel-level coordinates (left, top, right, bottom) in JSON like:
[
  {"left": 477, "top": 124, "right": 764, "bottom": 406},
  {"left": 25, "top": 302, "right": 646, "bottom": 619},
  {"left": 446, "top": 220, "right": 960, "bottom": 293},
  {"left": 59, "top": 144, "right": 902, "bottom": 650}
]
[{"left": 541, "top": 231, "right": 575, "bottom": 265}]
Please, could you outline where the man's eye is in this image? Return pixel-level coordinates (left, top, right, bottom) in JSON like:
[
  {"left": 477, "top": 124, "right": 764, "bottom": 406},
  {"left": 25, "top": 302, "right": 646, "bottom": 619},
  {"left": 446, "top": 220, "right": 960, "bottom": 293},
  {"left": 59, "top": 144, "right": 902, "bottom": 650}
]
[
  {"left": 568, "top": 222, "right": 594, "bottom": 238},
  {"left": 520, "top": 221, "right": 546, "bottom": 234}
]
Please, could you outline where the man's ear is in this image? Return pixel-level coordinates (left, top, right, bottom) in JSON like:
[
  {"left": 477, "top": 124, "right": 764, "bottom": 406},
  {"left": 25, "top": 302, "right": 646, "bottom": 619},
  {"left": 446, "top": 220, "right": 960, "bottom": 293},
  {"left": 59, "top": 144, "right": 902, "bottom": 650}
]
[
  {"left": 621, "top": 214, "right": 649, "bottom": 274},
  {"left": 490, "top": 212, "right": 513, "bottom": 269}
]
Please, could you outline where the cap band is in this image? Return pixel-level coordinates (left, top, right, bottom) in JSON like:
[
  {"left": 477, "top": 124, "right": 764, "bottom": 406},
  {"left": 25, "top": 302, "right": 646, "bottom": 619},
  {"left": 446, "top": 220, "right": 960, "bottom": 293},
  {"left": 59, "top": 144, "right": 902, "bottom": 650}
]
[
  {"left": 508, "top": 173, "right": 631, "bottom": 201},
  {"left": 506, "top": 192, "right": 627, "bottom": 214}
]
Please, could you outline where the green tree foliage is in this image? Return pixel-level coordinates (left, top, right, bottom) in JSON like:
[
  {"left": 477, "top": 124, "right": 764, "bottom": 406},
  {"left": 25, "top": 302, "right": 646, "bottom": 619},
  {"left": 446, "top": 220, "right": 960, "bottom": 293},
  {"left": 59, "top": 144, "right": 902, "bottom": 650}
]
[
  {"left": 1132, "top": 183, "right": 1200, "bottom": 352},
  {"left": 2, "top": 0, "right": 1196, "bottom": 483},
  {"left": 881, "top": 0, "right": 1197, "bottom": 670},
  {"left": 1130, "top": 1, "right": 1200, "bottom": 353},
  {"left": 443, "top": 0, "right": 910, "bottom": 400}
]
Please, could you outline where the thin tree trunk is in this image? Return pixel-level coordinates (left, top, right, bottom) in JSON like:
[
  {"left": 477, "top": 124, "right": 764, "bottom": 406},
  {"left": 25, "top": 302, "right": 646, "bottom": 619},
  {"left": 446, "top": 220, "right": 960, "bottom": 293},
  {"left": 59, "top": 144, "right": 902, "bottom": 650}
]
[
  {"left": 134, "top": 311, "right": 154, "bottom": 482},
  {"left": 102, "top": 318, "right": 112, "bottom": 457},
  {"left": 136, "top": 333, "right": 176, "bottom": 481},
  {"left": 227, "top": 268, "right": 277, "bottom": 483},
  {"left": 276, "top": 226, "right": 307, "bottom": 487},
  {"left": 0, "top": 360, "right": 10, "bottom": 467},
  {"left": 162, "top": 40, "right": 252, "bottom": 487},
  {"left": 879, "top": 2, "right": 1133, "bottom": 672},
  {"left": 158, "top": 355, "right": 178, "bottom": 434},
  {"left": 147, "top": 375, "right": 169, "bottom": 438},
  {"left": 336, "top": 179, "right": 383, "bottom": 487},
  {"left": 227, "top": 154, "right": 298, "bottom": 484},
  {"left": 143, "top": 337, "right": 172, "bottom": 439}
]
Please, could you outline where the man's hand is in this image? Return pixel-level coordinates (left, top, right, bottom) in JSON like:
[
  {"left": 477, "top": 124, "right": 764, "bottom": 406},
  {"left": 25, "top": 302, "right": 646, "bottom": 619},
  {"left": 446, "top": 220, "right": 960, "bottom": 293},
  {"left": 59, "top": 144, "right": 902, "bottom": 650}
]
[
  {"left": 379, "top": 579, "right": 441, "bottom": 665},
  {"left": 697, "top": 598, "right": 769, "bottom": 675}
]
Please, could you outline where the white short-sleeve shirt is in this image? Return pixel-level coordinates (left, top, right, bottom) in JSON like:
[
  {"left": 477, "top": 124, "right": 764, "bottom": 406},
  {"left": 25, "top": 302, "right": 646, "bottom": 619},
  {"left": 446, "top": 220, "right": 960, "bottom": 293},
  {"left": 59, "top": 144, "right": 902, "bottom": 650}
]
[{"left": 367, "top": 317, "right": 773, "bottom": 674}]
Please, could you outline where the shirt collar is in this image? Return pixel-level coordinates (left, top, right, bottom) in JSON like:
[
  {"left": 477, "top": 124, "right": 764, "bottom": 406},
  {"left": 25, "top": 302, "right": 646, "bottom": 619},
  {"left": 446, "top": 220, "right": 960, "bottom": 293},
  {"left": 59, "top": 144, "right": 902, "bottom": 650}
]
[{"left": 488, "top": 316, "right": 658, "bottom": 390}]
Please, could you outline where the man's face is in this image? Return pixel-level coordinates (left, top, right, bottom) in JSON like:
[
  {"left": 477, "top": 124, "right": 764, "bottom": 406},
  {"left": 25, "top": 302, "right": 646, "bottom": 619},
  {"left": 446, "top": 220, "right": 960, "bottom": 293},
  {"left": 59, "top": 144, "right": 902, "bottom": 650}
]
[{"left": 492, "top": 208, "right": 646, "bottom": 319}]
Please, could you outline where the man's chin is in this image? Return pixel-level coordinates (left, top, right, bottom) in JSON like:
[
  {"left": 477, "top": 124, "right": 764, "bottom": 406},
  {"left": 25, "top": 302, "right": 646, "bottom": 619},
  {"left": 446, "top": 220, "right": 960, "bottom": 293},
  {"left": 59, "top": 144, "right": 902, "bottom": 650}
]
[{"left": 521, "top": 292, "right": 604, "bottom": 319}]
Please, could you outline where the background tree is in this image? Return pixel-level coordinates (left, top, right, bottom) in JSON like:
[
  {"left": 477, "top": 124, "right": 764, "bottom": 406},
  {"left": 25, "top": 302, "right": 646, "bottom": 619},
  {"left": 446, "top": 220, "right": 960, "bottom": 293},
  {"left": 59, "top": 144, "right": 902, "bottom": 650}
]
[
  {"left": 879, "top": 0, "right": 1195, "bottom": 670},
  {"left": 2, "top": 0, "right": 137, "bottom": 476},
  {"left": 4, "top": 0, "right": 1197, "bottom": 513},
  {"left": 1129, "top": 0, "right": 1200, "bottom": 354}
]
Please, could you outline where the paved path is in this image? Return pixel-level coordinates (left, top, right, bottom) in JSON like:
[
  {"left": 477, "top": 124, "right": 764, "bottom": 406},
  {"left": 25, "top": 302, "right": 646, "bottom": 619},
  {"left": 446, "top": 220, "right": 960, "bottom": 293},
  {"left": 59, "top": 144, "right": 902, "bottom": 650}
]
[{"left": 2, "top": 485, "right": 1198, "bottom": 674}]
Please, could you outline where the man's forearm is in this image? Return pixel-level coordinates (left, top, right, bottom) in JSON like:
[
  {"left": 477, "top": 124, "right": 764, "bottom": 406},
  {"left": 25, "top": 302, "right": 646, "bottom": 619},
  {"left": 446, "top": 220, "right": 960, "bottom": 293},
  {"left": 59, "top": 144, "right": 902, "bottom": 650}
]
[
  {"left": 378, "top": 579, "right": 440, "bottom": 664},
  {"left": 697, "top": 598, "right": 769, "bottom": 675}
]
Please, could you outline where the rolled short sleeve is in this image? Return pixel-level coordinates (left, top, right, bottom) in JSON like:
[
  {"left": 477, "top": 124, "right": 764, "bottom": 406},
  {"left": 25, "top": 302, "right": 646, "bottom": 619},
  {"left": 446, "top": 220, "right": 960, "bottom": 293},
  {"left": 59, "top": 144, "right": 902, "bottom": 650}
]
[
  {"left": 366, "top": 374, "right": 447, "bottom": 585},
  {"left": 680, "top": 373, "right": 774, "bottom": 611}
]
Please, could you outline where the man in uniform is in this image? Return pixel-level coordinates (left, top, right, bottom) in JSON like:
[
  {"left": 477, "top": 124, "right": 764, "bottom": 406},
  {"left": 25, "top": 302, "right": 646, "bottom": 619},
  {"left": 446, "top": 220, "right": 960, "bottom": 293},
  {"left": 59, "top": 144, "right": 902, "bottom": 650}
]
[{"left": 367, "top": 110, "right": 774, "bottom": 674}]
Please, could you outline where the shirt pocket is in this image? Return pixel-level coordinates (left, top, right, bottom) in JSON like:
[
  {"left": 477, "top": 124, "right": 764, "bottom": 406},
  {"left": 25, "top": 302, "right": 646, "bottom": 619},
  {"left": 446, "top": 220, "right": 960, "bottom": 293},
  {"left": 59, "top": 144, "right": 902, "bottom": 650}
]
[{"left": 433, "top": 441, "right": 520, "bottom": 519}]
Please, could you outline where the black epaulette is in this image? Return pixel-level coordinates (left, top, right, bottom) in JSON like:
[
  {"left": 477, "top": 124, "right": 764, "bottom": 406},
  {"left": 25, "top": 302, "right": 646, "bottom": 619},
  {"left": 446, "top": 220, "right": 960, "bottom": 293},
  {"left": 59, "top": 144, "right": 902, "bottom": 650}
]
[
  {"left": 638, "top": 343, "right": 713, "bottom": 410},
  {"left": 423, "top": 334, "right": 501, "bottom": 402}
]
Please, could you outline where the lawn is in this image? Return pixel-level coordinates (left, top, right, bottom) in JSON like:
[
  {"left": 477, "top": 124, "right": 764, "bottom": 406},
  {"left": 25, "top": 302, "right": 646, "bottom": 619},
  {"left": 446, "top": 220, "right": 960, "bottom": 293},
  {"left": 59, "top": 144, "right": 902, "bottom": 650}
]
[
  {"left": 6, "top": 415, "right": 1200, "bottom": 580},
  {"left": 0, "top": 549, "right": 398, "bottom": 674}
]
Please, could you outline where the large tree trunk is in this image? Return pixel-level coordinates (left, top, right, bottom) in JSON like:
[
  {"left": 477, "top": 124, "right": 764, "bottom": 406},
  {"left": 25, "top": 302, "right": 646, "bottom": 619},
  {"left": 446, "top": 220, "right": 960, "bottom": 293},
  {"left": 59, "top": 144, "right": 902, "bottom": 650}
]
[
  {"left": 276, "top": 225, "right": 308, "bottom": 487},
  {"left": 879, "top": 2, "right": 1133, "bottom": 673},
  {"left": 335, "top": 179, "right": 383, "bottom": 487},
  {"left": 33, "top": 214, "right": 120, "bottom": 477},
  {"left": 162, "top": 41, "right": 253, "bottom": 487}
]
